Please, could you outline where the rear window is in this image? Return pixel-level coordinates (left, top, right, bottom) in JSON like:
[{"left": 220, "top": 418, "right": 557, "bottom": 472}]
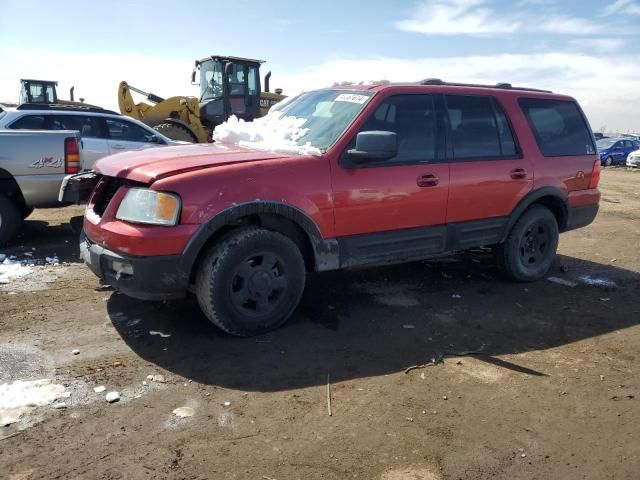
[
  {"left": 519, "top": 98, "right": 595, "bottom": 157},
  {"left": 10, "top": 115, "right": 46, "bottom": 129}
]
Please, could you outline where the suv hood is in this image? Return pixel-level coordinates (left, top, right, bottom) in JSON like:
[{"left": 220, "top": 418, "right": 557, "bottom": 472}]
[{"left": 95, "top": 143, "right": 287, "bottom": 183}]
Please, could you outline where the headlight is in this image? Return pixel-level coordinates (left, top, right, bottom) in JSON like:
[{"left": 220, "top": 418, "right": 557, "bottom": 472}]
[{"left": 116, "top": 188, "right": 181, "bottom": 226}]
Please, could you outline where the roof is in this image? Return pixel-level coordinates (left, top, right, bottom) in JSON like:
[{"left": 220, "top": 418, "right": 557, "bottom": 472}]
[
  {"left": 196, "top": 55, "right": 265, "bottom": 66},
  {"left": 367, "top": 79, "right": 553, "bottom": 93},
  {"left": 20, "top": 79, "right": 59, "bottom": 85},
  {"left": 15, "top": 103, "right": 118, "bottom": 115}
]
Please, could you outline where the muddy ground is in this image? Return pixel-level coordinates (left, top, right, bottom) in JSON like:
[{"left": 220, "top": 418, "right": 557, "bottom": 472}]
[{"left": 1, "top": 169, "right": 639, "bottom": 480}]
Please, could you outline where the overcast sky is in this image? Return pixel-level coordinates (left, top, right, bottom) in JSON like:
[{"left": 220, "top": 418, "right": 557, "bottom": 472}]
[{"left": 1, "top": 0, "right": 639, "bottom": 132}]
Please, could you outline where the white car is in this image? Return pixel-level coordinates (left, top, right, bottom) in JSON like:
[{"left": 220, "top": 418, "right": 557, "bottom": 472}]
[
  {"left": 627, "top": 149, "right": 640, "bottom": 168},
  {"left": 0, "top": 104, "right": 185, "bottom": 170}
]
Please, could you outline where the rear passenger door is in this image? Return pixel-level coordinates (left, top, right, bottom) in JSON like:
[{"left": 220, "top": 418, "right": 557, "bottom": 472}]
[{"left": 444, "top": 95, "right": 532, "bottom": 245}]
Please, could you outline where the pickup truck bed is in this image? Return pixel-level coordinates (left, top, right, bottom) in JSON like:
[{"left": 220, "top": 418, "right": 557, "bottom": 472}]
[{"left": 0, "top": 129, "right": 81, "bottom": 244}]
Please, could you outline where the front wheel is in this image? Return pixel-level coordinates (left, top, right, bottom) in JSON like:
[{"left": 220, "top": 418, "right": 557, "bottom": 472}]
[
  {"left": 496, "top": 206, "right": 559, "bottom": 282},
  {"left": 195, "top": 227, "right": 306, "bottom": 336},
  {"left": 605, "top": 156, "right": 614, "bottom": 167}
]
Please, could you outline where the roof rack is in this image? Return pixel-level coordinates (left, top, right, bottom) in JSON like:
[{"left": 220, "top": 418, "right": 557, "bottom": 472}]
[
  {"left": 418, "top": 79, "right": 552, "bottom": 93},
  {"left": 16, "top": 103, "right": 119, "bottom": 115}
]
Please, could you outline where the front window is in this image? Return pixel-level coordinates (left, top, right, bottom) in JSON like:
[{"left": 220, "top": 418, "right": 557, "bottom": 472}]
[
  {"left": 20, "top": 83, "right": 56, "bottom": 104},
  {"left": 199, "top": 60, "right": 223, "bottom": 102}
]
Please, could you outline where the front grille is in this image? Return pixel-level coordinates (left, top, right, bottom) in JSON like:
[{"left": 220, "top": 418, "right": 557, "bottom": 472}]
[{"left": 92, "top": 177, "right": 126, "bottom": 217}]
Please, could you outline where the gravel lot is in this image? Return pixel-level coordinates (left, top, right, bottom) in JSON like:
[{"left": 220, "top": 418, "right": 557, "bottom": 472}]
[{"left": 1, "top": 169, "right": 639, "bottom": 480}]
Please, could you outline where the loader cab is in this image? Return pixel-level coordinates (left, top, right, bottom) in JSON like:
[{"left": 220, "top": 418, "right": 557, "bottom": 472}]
[
  {"left": 194, "top": 56, "right": 262, "bottom": 129},
  {"left": 19, "top": 79, "right": 59, "bottom": 105}
]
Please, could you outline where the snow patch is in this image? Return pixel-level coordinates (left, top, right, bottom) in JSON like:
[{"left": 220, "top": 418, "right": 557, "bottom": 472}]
[
  {"left": 212, "top": 113, "right": 322, "bottom": 156},
  {"left": 0, "top": 257, "right": 33, "bottom": 284},
  {"left": 0, "top": 253, "right": 71, "bottom": 292},
  {"left": 0, "top": 379, "right": 69, "bottom": 426}
]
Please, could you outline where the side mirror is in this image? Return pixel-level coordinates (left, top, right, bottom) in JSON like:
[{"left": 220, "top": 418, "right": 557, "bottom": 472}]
[
  {"left": 347, "top": 131, "right": 397, "bottom": 162},
  {"left": 191, "top": 69, "right": 197, "bottom": 85}
]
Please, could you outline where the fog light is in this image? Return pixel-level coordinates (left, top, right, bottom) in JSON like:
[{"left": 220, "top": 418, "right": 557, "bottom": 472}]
[{"left": 111, "top": 260, "right": 134, "bottom": 276}]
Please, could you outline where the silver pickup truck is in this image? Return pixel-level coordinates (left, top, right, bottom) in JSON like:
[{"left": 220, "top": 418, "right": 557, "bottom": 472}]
[{"left": 0, "top": 129, "right": 81, "bottom": 244}]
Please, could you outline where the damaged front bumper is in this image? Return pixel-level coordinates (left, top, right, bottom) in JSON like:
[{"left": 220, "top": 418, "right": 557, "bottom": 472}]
[{"left": 80, "top": 231, "right": 189, "bottom": 301}]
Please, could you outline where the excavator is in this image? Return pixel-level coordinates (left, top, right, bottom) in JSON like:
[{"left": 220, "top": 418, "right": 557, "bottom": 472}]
[{"left": 117, "top": 55, "right": 286, "bottom": 143}]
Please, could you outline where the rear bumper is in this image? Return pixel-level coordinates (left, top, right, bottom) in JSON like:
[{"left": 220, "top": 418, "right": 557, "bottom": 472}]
[
  {"left": 80, "top": 231, "right": 189, "bottom": 301},
  {"left": 566, "top": 203, "right": 599, "bottom": 231}
]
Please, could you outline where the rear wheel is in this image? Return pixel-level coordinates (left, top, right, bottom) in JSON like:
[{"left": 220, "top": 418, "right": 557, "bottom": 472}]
[
  {"left": 195, "top": 227, "right": 306, "bottom": 336},
  {"left": 0, "top": 196, "right": 22, "bottom": 246},
  {"left": 496, "top": 206, "right": 559, "bottom": 282},
  {"left": 153, "top": 123, "right": 199, "bottom": 143}
]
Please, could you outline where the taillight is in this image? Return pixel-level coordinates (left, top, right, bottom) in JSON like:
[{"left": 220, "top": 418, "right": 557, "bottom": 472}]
[
  {"left": 589, "top": 158, "right": 601, "bottom": 189},
  {"left": 65, "top": 137, "right": 80, "bottom": 174}
]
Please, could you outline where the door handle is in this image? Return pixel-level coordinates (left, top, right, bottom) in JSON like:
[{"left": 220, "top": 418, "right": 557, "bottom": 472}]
[
  {"left": 111, "top": 144, "right": 126, "bottom": 150},
  {"left": 417, "top": 174, "right": 439, "bottom": 187},
  {"left": 510, "top": 168, "right": 527, "bottom": 180}
]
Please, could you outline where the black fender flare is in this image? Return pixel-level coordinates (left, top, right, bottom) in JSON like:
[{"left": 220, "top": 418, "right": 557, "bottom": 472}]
[
  {"left": 180, "top": 201, "right": 340, "bottom": 277},
  {"left": 500, "top": 187, "right": 569, "bottom": 242}
]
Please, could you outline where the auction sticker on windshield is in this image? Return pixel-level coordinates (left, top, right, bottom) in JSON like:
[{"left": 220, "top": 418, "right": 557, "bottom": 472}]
[{"left": 335, "top": 93, "right": 369, "bottom": 104}]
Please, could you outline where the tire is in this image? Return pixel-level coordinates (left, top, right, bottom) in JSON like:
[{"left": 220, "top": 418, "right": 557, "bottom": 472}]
[
  {"left": 0, "top": 196, "right": 23, "bottom": 246},
  {"left": 153, "top": 123, "right": 198, "bottom": 143},
  {"left": 605, "top": 156, "right": 614, "bottom": 167},
  {"left": 496, "top": 205, "right": 559, "bottom": 282},
  {"left": 195, "top": 227, "right": 306, "bottom": 336},
  {"left": 20, "top": 206, "right": 34, "bottom": 220}
]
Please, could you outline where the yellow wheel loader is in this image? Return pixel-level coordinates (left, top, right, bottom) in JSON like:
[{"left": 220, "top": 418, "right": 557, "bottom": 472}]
[{"left": 118, "top": 55, "right": 286, "bottom": 143}]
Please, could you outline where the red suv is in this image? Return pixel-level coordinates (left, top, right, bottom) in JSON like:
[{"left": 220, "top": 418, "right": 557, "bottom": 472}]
[{"left": 78, "top": 81, "right": 601, "bottom": 336}]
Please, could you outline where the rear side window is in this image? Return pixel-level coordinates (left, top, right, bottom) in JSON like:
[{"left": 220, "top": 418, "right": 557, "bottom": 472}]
[
  {"left": 445, "top": 95, "right": 518, "bottom": 160},
  {"left": 47, "top": 115, "right": 104, "bottom": 138},
  {"left": 519, "top": 98, "right": 595, "bottom": 156},
  {"left": 10, "top": 115, "right": 46, "bottom": 129}
]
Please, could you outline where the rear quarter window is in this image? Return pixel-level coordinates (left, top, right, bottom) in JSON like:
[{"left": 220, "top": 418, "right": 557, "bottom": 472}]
[
  {"left": 10, "top": 115, "right": 46, "bottom": 129},
  {"left": 519, "top": 98, "right": 595, "bottom": 157}
]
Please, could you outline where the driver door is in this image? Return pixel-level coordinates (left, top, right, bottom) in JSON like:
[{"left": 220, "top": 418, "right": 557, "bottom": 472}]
[{"left": 331, "top": 94, "right": 450, "bottom": 265}]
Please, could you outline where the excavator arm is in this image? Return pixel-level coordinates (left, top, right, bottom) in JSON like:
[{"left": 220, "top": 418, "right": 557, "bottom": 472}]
[{"left": 117, "top": 81, "right": 210, "bottom": 143}]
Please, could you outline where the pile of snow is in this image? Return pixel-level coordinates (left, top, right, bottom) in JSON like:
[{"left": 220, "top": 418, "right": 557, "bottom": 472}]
[
  {"left": 0, "top": 256, "right": 33, "bottom": 284},
  {"left": 0, "top": 379, "right": 69, "bottom": 426},
  {"left": 212, "top": 113, "right": 322, "bottom": 156}
]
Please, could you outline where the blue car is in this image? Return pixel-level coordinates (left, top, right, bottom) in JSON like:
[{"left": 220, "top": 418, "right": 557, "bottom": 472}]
[{"left": 597, "top": 138, "right": 640, "bottom": 166}]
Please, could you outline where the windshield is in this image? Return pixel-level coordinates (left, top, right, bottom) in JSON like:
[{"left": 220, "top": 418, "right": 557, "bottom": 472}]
[
  {"left": 596, "top": 139, "right": 616, "bottom": 150},
  {"left": 276, "top": 90, "right": 373, "bottom": 150},
  {"left": 199, "top": 60, "right": 223, "bottom": 102},
  {"left": 212, "top": 89, "right": 374, "bottom": 154}
]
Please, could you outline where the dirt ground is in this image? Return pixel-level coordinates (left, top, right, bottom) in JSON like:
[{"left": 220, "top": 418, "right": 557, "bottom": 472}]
[{"left": 1, "top": 169, "right": 639, "bottom": 480}]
